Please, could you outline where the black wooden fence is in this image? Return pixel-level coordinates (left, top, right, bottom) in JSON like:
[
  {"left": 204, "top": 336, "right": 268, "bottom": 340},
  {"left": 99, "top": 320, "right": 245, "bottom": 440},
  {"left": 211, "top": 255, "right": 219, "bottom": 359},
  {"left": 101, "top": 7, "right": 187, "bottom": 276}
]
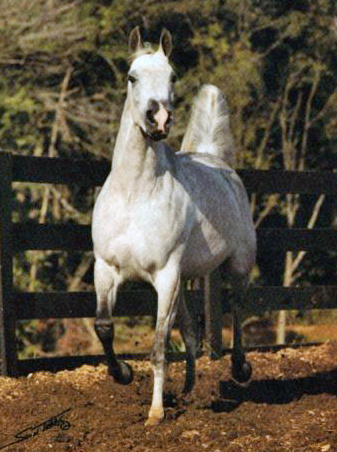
[{"left": 1, "top": 152, "right": 337, "bottom": 376}]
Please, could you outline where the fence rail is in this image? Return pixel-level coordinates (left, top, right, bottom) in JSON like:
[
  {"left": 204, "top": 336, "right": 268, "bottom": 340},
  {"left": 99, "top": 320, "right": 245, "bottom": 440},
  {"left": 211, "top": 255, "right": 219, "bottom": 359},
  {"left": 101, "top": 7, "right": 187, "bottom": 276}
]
[
  {"left": 11, "top": 155, "right": 337, "bottom": 194},
  {"left": 12, "top": 223, "right": 337, "bottom": 252},
  {"left": 12, "top": 285, "right": 337, "bottom": 321},
  {"left": 1, "top": 152, "right": 337, "bottom": 376}
]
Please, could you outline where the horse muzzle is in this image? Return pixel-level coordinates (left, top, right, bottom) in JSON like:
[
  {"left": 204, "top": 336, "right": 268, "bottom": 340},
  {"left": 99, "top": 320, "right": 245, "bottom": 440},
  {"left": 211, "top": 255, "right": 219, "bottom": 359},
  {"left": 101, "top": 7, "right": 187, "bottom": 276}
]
[{"left": 145, "top": 100, "right": 173, "bottom": 140}]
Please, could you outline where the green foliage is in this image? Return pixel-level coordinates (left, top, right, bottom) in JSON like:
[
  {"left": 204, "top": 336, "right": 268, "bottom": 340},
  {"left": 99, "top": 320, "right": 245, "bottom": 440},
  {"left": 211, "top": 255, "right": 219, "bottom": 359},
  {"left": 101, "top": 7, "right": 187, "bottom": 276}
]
[
  {"left": 2, "top": 0, "right": 337, "bottom": 352},
  {"left": 0, "top": 85, "right": 39, "bottom": 152},
  {"left": 1, "top": 0, "right": 336, "bottom": 166}
]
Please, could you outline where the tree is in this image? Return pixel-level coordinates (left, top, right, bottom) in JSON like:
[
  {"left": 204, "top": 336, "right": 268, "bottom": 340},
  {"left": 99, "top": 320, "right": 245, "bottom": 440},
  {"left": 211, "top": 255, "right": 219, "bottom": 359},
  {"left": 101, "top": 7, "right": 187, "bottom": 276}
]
[{"left": 2, "top": 0, "right": 337, "bottom": 353}]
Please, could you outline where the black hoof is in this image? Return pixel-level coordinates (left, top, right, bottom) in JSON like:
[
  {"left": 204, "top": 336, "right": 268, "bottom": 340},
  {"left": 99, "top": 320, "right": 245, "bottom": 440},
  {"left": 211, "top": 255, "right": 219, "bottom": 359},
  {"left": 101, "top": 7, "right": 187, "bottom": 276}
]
[
  {"left": 109, "top": 361, "right": 134, "bottom": 385},
  {"left": 231, "top": 359, "right": 252, "bottom": 385}
]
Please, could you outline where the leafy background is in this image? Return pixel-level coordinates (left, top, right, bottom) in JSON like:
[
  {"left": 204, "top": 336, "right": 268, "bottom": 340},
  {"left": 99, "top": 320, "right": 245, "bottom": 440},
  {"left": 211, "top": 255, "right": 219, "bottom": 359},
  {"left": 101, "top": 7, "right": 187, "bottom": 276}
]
[{"left": 1, "top": 0, "right": 337, "bottom": 357}]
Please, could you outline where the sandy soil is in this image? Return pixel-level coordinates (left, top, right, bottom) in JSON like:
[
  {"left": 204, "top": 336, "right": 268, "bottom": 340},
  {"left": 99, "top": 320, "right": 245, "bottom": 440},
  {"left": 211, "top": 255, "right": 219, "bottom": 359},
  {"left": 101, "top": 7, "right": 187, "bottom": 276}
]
[{"left": 0, "top": 342, "right": 336, "bottom": 451}]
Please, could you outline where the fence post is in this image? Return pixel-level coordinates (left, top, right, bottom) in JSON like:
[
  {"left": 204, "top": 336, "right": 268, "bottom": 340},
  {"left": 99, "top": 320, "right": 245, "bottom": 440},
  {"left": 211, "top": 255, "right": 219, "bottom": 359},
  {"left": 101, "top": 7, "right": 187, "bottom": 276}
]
[
  {"left": 204, "top": 267, "right": 223, "bottom": 359},
  {"left": 0, "top": 152, "right": 17, "bottom": 376}
]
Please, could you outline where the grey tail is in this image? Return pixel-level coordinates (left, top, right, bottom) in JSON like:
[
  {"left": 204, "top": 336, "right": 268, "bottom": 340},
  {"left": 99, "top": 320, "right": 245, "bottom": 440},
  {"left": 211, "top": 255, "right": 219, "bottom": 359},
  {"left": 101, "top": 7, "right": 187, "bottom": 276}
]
[{"left": 180, "top": 84, "right": 236, "bottom": 167}]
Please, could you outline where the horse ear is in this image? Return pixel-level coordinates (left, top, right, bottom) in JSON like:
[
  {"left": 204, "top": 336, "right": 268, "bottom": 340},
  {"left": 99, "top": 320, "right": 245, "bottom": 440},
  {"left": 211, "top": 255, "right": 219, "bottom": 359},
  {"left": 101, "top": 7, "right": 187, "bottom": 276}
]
[
  {"left": 129, "top": 26, "right": 143, "bottom": 54},
  {"left": 159, "top": 28, "right": 172, "bottom": 58}
]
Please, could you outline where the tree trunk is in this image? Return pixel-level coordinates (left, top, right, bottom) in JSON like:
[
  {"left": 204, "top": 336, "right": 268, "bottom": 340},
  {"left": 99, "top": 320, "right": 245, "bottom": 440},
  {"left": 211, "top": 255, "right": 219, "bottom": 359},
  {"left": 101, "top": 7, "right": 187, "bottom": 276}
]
[{"left": 277, "top": 250, "right": 293, "bottom": 344}]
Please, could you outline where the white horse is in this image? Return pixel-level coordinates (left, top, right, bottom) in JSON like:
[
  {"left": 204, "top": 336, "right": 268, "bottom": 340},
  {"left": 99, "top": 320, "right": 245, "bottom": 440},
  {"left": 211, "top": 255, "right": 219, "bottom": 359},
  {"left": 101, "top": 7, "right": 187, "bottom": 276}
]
[{"left": 92, "top": 27, "right": 256, "bottom": 426}]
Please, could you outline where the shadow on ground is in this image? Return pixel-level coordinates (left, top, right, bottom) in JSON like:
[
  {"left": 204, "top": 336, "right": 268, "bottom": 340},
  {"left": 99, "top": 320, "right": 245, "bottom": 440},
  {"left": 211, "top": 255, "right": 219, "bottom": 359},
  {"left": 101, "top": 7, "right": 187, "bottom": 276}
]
[{"left": 212, "top": 367, "right": 337, "bottom": 412}]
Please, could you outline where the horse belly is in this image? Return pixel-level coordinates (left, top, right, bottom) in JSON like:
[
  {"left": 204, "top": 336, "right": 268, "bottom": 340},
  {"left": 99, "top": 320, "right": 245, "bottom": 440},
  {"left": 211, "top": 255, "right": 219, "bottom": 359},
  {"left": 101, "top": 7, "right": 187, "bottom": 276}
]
[{"left": 181, "top": 226, "right": 230, "bottom": 277}]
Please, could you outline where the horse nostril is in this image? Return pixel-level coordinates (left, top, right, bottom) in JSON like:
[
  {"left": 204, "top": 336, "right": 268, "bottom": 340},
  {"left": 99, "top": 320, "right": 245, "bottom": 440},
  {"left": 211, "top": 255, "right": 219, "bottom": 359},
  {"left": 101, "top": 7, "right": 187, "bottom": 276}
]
[
  {"left": 146, "top": 100, "right": 160, "bottom": 127},
  {"left": 146, "top": 109, "right": 156, "bottom": 125},
  {"left": 145, "top": 100, "right": 172, "bottom": 137}
]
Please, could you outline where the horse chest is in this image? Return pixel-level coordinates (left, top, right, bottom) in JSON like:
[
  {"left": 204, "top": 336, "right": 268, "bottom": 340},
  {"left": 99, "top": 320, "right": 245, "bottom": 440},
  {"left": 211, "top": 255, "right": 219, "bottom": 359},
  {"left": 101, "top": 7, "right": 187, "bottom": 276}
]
[{"left": 92, "top": 188, "right": 189, "bottom": 277}]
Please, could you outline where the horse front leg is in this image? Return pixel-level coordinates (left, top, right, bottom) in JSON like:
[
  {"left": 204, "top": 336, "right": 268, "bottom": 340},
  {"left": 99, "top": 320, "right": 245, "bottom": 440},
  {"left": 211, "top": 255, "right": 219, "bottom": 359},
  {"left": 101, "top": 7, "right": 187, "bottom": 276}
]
[
  {"left": 94, "top": 258, "right": 133, "bottom": 385},
  {"left": 146, "top": 265, "right": 181, "bottom": 426}
]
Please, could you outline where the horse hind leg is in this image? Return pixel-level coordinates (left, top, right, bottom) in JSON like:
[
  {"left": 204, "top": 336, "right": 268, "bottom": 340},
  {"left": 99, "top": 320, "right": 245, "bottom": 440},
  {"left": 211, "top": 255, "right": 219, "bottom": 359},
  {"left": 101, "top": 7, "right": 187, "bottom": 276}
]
[
  {"left": 230, "top": 274, "right": 252, "bottom": 385},
  {"left": 231, "top": 304, "right": 252, "bottom": 384},
  {"left": 94, "top": 258, "right": 133, "bottom": 385},
  {"left": 177, "top": 284, "right": 198, "bottom": 394}
]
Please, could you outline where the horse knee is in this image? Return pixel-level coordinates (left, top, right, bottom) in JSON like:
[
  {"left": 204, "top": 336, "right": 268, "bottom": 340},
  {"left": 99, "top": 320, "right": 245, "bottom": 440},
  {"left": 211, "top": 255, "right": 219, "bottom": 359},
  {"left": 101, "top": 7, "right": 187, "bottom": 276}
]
[
  {"left": 185, "top": 330, "right": 197, "bottom": 353},
  {"left": 150, "top": 342, "right": 165, "bottom": 368},
  {"left": 94, "top": 317, "right": 114, "bottom": 344}
]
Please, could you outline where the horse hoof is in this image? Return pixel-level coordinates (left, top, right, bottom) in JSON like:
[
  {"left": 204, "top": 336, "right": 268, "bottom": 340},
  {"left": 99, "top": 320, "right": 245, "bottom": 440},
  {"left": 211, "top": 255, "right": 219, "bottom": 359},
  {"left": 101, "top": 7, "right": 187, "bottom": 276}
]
[
  {"left": 145, "top": 409, "right": 164, "bottom": 427},
  {"left": 118, "top": 361, "right": 134, "bottom": 385},
  {"left": 145, "top": 417, "right": 162, "bottom": 427},
  {"left": 109, "top": 361, "right": 134, "bottom": 385},
  {"left": 231, "top": 360, "right": 252, "bottom": 386}
]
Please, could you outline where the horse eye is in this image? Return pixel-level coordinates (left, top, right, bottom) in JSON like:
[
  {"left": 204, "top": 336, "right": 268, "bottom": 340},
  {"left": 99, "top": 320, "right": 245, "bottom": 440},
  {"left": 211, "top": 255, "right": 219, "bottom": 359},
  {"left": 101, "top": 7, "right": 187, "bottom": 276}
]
[{"left": 128, "top": 75, "right": 137, "bottom": 84}]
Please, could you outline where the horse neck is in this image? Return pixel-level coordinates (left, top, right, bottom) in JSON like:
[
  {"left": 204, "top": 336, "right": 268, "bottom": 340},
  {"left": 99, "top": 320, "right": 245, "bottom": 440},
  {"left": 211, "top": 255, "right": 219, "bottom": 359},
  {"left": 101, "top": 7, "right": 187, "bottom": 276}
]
[{"left": 111, "top": 96, "right": 161, "bottom": 192}]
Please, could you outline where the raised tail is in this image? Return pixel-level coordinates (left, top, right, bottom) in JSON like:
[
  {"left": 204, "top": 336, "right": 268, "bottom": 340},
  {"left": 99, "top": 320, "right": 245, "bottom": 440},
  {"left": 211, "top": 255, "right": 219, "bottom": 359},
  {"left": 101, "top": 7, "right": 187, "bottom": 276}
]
[{"left": 180, "top": 84, "right": 236, "bottom": 167}]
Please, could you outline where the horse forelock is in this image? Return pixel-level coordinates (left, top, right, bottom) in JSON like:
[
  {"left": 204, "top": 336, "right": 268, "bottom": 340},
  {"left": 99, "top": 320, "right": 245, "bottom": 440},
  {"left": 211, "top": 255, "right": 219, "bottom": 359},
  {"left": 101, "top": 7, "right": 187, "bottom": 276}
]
[{"left": 129, "top": 43, "right": 155, "bottom": 62}]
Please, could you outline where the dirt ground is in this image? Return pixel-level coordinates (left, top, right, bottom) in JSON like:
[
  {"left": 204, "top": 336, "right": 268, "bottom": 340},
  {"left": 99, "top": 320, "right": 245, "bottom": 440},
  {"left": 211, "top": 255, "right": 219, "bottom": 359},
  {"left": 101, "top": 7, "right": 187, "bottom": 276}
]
[{"left": 0, "top": 342, "right": 336, "bottom": 452}]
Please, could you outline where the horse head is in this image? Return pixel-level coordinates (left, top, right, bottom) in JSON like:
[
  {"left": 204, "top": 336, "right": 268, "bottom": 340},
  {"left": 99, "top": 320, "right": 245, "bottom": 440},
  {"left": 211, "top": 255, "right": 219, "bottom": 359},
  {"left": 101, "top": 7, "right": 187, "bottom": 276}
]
[{"left": 127, "top": 27, "right": 176, "bottom": 141}]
